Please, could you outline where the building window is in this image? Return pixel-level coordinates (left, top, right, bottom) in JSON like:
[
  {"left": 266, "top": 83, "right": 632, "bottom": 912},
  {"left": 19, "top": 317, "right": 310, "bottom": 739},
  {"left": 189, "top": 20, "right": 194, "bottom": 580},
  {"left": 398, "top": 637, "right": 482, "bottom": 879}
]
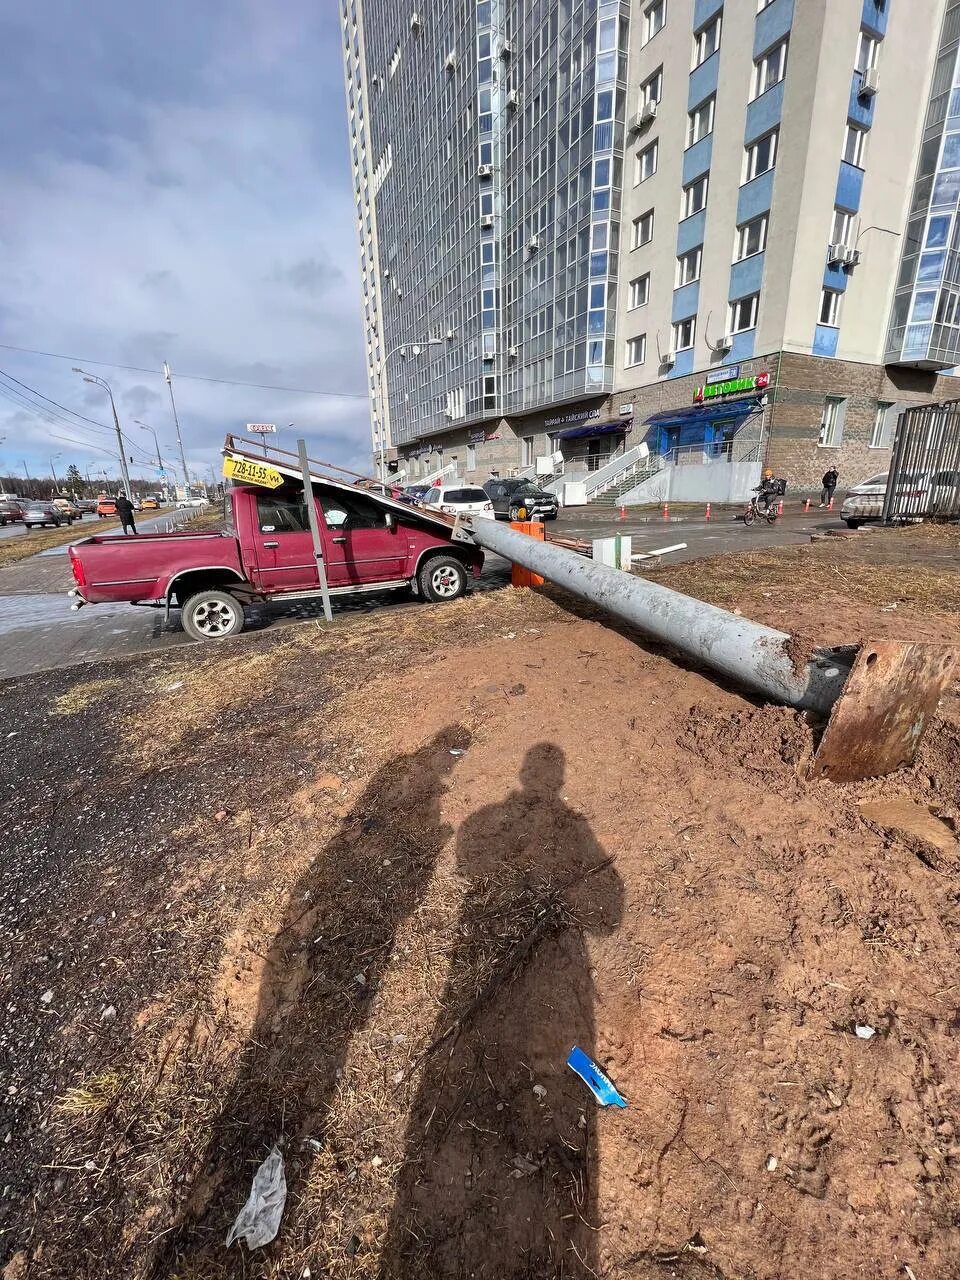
[
  {"left": 693, "top": 13, "right": 721, "bottom": 68},
  {"left": 832, "top": 207, "right": 855, "bottom": 245},
  {"left": 629, "top": 273, "right": 650, "bottom": 308},
  {"left": 819, "top": 286, "right": 839, "bottom": 325},
  {"left": 729, "top": 293, "right": 760, "bottom": 333},
  {"left": 752, "top": 39, "right": 788, "bottom": 99},
  {"left": 466, "top": 443, "right": 477, "bottom": 470},
  {"left": 856, "top": 29, "right": 880, "bottom": 73},
  {"left": 625, "top": 335, "right": 647, "bottom": 367},
  {"left": 642, "top": 67, "right": 663, "bottom": 106},
  {"left": 819, "top": 287, "right": 843, "bottom": 326},
  {"left": 687, "top": 96, "right": 715, "bottom": 147},
  {"left": 844, "top": 122, "right": 868, "bottom": 167},
  {"left": 522, "top": 436, "right": 535, "bottom": 467},
  {"left": 870, "top": 401, "right": 895, "bottom": 449},
  {"left": 673, "top": 316, "right": 696, "bottom": 351},
  {"left": 744, "top": 129, "right": 778, "bottom": 182},
  {"left": 644, "top": 0, "right": 666, "bottom": 44},
  {"left": 676, "top": 247, "right": 702, "bottom": 286},
  {"left": 635, "top": 140, "right": 659, "bottom": 183},
  {"left": 683, "top": 173, "right": 709, "bottom": 218},
  {"left": 632, "top": 208, "right": 655, "bottom": 247},
  {"left": 819, "top": 396, "right": 847, "bottom": 447},
  {"left": 937, "top": 288, "right": 960, "bottom": 324},
  {"left": 736, "top": 213, "right": 768, "bottom": 260}
]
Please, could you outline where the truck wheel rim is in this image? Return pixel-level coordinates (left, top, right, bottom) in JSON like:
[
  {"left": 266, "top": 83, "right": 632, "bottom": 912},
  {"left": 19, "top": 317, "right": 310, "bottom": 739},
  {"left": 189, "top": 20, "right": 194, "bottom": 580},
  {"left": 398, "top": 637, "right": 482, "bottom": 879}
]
[
  {"left": 431, "top": 566, "right": 461, "bottom": 598},
  {"left": 191, "top": 599, "right": 237, "bottom": 636}
]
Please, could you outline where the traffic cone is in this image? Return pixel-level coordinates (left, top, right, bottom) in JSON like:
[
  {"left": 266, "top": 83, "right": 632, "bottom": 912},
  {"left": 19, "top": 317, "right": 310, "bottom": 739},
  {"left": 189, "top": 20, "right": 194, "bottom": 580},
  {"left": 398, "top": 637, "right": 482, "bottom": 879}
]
[
  {"left": 662, "top": 502, "right": 669, "bottom": 520},
  {"left": 803, "top": 498, "right": 810, "bottom": 513},
  {"left": 618, "top": 504, "right": 626, "bottom": 520},
  {"left": 704, "top": 502, "right": 711, "bottom": 521},
  {"left": 777, "top": 499, "right": 784, "bottom": 516},
  {"left": 828, "top": 496, "right": 834, "bottom": 511}
]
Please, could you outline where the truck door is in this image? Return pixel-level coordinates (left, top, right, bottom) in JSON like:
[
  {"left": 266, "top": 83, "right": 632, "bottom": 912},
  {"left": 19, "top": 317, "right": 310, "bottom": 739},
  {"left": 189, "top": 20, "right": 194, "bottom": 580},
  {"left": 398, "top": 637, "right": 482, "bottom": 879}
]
[
  {"left": 250, "top": 489, "right": 318, "bottom": 592},
  {"left": 316, "top": 489, "right": 409, "bottom": 586}
]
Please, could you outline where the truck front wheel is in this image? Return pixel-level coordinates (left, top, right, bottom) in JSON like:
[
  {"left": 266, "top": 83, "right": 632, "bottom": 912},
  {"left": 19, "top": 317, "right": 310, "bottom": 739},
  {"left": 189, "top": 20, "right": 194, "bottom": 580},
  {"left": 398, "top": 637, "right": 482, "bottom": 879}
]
[
  {"left": 181, "top": 589, "right": 245, "bottom": 641},
  {"left": 418, "top": 556, "right": 467, "bottom": 603}
]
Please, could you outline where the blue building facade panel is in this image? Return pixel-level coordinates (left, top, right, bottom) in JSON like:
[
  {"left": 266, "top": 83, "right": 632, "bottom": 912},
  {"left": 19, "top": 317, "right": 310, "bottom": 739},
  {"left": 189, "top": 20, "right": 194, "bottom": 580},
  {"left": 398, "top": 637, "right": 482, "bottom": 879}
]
[
  {"left": 667, "top": 348, "right": 696, "bottom": 379},
  {"left": 744, "top": 81, "right": 784, "bottom": 144},
  {"left": 754, "top": 0, "right": 795, "bottom": 58},
  {"left": 736, "top": 169, "right": 775, "bottom": 224},
  {"left": 823, "top": 260, "right": 850, "bottom": 292},
  {"left": 835, "top": 161, "right": 865, "bottom": 212},
  {"left": 728, "top": 330, "right": 757, "bottom": 363},
  {"left": 813, "top": 325, "right": 840, "bottom": 357},
  {"left": 677, "top": 209, "right": 707, "bottom": 255},
  {"left": 693, "top": 0, "right": 724, "bottom": 31},
  {"left": 729, "top": 251, "right": 765, "bottom": 300},
  {"left": 687, "top": 54, "right": 720, "bottom": 111},
  {"left": 682, "top": 136, "right": 713, "bottom": 186},
  {"left": 672, "top": 281, "right": 701, "bottom": 324},
  {"left": 848, "top": 75, "right": 876, "bottom": 128},
  {"left": 861, "top": 0, "right": 889, "bottom": 36}
]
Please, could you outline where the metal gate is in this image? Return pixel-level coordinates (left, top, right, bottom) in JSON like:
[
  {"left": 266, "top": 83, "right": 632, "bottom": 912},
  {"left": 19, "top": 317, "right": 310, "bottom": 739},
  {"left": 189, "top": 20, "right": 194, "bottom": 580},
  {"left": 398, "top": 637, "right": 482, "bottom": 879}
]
[{"left": 882, "top": 400, "right": 960, "bottom": 523}]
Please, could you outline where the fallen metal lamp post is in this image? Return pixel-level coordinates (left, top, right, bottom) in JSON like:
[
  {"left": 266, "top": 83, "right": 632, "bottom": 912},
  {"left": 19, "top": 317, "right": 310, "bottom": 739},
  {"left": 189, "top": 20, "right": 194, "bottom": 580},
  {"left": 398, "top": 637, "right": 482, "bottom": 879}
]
[{"left": 455, "top": 516, "right": 958, "bottom": 783}]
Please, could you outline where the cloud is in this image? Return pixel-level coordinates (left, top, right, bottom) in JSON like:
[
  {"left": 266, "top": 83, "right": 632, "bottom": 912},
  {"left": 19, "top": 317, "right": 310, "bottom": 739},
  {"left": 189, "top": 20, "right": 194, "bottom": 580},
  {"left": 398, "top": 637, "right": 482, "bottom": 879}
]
[{"left": 0, "top": 1, "right": 371, "bottom": 486}]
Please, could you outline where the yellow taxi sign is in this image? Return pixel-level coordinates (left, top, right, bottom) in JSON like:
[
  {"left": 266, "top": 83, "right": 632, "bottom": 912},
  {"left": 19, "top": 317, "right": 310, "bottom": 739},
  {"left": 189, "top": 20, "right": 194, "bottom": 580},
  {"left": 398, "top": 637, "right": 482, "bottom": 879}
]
[{"left": 223, "top": 455, "right": 284, "bottom": 488}]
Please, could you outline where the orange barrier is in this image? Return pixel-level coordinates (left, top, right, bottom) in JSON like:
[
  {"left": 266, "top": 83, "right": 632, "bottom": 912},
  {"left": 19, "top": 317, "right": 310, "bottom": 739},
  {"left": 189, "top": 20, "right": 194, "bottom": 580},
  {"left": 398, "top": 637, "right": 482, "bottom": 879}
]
[
  {"left": 704, "top": 502, "right": 711, "bottom": 520},
  {"left": 509, "top": 520, "right": 545, "bottom": 587}
]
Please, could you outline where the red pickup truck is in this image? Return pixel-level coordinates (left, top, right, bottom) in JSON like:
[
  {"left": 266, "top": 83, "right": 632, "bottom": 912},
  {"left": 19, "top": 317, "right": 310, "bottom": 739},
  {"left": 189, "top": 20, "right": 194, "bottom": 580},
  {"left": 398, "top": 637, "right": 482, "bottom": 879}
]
[{"left": 67, "top": 477, "right": 484, "bottom": 640}]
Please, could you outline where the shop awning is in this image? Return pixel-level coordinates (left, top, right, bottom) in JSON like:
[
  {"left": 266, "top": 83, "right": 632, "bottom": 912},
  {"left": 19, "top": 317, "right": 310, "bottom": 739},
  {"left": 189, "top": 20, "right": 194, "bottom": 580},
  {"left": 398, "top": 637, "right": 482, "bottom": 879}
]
[
  {"left": 552, "top": 419, "right": 632, "bottom": 440},
  {"left": 643, "top": 396, "right": 765, "bottom": 431}
]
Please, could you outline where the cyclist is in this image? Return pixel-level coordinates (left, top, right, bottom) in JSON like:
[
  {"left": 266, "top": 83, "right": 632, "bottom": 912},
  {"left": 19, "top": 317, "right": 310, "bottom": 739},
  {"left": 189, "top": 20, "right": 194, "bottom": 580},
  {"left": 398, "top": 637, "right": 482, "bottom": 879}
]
[{"left": 755, "top": 469, "right": 780, "bottom": 513}]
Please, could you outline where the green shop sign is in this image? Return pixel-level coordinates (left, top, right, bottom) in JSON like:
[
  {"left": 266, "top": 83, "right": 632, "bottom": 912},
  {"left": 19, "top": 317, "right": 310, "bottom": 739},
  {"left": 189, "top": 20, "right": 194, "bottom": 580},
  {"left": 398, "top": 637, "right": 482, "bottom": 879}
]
[{"left": 694, "top": 371, "right": 769, "bottom": 403}]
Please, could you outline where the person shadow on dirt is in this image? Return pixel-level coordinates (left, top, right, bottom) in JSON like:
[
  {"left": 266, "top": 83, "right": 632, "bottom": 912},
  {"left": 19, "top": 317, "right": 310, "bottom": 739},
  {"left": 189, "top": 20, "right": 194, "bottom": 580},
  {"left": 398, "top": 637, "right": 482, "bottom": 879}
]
[
  {"left": 380, "top": 743, "right": 624, "bottom": 1280},
  {"left": 152, "top": 725, "right": 471, "bottom": 1273}
]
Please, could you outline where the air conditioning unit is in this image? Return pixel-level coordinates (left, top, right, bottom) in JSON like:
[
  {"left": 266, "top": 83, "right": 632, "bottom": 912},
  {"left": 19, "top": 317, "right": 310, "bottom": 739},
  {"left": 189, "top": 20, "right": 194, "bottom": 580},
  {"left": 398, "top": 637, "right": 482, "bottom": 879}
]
[
  {"left": 480, "top": 213, "right": 495, "bottom": 229},
  {"left": 410, "top": 11, "right": 422, "bottom": 30},
  {"left": 499, "top": 39, "right": 513, "bottom": 59},
  {"left": 826, "top": 243, "right": 847, "bottom": 265},
  {"left": 446, "top": 328, "right": 457, "bottom": 340},
  {"left": 860, "top": 66, "right": 880, "bottom": 96},
  {"left": 714, "top": 335, "right": 734, "bottom": 352},
  {"left": 841, "top": 247, "right": 862, "bottom": 267},
  {"left": 506, "top": 88, "right": 522, "bottom": 109},
  {"left": 478, "top": 163, "right": 494, "bottom": 178},
  {"left": 630, "top": 101, "right": 658, "bottom": 130},
  {"left": 662, "top": 350, "right": 677, "bottom": 366},
  {"left": 508, "top": 345, "right": 519, "bottom": 358},
  {"left": 445, "top": 51, "right": 458, "bottom": 71},
  {"left": 483, "top": 348, "right": 496, "bottom": 362},
  {"left": 527, "top": 234, "right": 541, "bottom": 252}
]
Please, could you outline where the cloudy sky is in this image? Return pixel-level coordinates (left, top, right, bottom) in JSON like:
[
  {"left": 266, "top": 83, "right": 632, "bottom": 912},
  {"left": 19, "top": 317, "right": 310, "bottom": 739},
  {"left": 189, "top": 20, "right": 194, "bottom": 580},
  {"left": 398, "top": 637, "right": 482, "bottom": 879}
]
[{"left": 0, "top": 0, "right": 367, "bottom": 489}]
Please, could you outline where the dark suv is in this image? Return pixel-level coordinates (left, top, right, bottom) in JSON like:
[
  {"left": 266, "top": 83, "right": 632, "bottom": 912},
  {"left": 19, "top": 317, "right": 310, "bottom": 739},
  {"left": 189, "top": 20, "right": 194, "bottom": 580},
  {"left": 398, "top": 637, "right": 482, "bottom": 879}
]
[
  {"left": 0, "top": 499, "right": 26, "bottom": 526},
  {"left": 483, "top": 478, "right": 560, "bottom": 522}
]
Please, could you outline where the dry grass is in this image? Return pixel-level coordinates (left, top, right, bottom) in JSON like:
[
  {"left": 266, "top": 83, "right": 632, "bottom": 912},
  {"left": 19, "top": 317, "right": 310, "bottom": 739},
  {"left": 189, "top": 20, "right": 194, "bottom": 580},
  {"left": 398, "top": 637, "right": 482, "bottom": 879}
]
[
  {"left": 49, "top": 678, "right": 123, "bottom": 717},
  {"left": 54, "top": 1071, "right": 125, "bottom": 1120}
]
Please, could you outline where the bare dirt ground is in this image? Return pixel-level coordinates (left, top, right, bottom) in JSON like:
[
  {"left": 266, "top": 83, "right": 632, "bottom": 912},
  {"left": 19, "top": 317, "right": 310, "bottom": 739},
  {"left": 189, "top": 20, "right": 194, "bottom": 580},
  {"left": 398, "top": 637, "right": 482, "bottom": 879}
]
[{"left": 1, "top": 526, "right": 959, "bottom": 1280}]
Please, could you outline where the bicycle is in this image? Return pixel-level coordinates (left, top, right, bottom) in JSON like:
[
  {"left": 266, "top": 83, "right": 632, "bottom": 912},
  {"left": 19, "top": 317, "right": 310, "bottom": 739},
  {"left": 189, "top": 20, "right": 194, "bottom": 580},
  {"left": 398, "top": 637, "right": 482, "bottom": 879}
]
[{"left": 742, "top": 490, "right": 780, "bottom": 526}]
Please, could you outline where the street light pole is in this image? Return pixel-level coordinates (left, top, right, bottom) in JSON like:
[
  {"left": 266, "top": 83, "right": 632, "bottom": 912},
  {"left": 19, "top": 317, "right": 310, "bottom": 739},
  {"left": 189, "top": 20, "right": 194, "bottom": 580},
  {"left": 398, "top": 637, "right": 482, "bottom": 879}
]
[
  {"left": 49, "top": 454, "right": 62, "bottom": 493},
  {"left": 134, "top": 419, "right": 164, "bottom": 473},
  {"left": 375, "top": 336, "right": 443, "bottom": 485},
  {"left": 162, "top": 361, "right": 191, "bottom": 496},
  {"left": 72, "top": 368, "right": 133, "bottom": 501}
]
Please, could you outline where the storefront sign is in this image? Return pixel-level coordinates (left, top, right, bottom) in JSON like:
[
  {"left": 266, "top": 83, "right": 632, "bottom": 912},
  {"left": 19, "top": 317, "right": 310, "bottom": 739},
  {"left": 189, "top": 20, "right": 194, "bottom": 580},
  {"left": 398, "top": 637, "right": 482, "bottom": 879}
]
[
  {"left": 693, "top": 371, "right": 769, "bottom": 403},
  {"left": 705, "top": 366, "right": 740, "bottom": 386},
  {"left": 222, "top": 455, "right": 283, "bottom": 488},
  {"left": 544, "top": 407, "right": 602, "bottom": 428},
  {"left": 467, "top": 429, "right": 502, "bottom": 443},
  {"left": 618, "top": 403, "right": 634, "bottom": 416}
]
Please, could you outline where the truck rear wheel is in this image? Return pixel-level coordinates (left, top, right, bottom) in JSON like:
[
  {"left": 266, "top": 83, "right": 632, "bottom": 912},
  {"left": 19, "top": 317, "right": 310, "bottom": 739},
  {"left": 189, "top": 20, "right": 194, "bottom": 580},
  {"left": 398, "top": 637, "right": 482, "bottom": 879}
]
[
  {"left": 181, "top": 589, "right": 245, "bottom": 641},
  {"left": 418, "top": 556, "right": 467, "bottom": 603}
]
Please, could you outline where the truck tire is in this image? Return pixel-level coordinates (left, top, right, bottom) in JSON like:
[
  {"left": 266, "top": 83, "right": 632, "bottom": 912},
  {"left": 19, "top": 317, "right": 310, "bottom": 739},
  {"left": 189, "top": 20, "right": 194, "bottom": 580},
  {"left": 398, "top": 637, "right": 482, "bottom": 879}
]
[
  {"left": 181, "top": 589, "right": 245, "bottom": 641},
  {"left": 844, "top": 519, "right": 862, "bottom": 529},
  {"left": 418, "top": 556, "right": 467, "bottom": 603}
]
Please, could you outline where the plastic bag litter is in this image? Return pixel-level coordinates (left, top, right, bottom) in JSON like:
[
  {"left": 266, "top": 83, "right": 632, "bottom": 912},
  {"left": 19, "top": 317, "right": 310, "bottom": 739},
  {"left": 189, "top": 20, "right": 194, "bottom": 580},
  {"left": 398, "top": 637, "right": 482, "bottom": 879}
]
[
  {"left": 225, "top": 1146, "right": 287, "bottom": 1250},
  {"left": 567, "top": 1046, "right": 628, "bottom": 1108}
]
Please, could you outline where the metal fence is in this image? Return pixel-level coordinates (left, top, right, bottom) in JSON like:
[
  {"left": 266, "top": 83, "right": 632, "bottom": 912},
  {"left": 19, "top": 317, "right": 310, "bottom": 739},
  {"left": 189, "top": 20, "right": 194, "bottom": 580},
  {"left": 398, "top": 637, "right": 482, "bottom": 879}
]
[{"left": 883, "top": 400, "right": 960, "bottom": 523}]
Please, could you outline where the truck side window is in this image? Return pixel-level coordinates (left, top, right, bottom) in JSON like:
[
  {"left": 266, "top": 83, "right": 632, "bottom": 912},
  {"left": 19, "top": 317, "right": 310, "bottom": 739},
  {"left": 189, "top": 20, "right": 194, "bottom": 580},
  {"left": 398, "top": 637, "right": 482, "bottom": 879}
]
[
  {"left": 257, "top": 492, "right": 308, "bottom": 533},
  {"left": 318, "top": 489, "right": 386, "bottom": 531}
]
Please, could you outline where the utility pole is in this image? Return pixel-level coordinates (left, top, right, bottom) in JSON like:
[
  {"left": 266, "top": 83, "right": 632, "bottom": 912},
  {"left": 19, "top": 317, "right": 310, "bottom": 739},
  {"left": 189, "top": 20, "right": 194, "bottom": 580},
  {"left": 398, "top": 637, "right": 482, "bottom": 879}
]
[
  {"left": 50, "top": 454, "right": 62, "bottom": 492},
  {"left": 72, "top": 368, "right": 133, "bottom": 501},
  {"left": 162, "top": 361, "right": 191, "bottom": 496}
]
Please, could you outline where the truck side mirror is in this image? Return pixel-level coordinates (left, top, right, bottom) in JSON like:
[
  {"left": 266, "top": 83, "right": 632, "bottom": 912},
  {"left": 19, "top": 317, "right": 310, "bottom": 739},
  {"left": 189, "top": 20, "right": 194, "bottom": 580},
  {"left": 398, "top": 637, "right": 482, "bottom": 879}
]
[{"left": 385, "top": 511, "right": 395, "bottom": 530}]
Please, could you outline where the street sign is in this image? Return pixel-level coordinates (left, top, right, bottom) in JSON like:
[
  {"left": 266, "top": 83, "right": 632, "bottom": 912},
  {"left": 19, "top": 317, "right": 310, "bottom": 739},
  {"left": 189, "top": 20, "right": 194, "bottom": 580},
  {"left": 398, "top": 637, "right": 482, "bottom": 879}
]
[
  {"left": 222, "top": 455, "right": 283, "bottom": 488},
  {"left": 246, "top": 423, "right": 277, "bottom": 434}
]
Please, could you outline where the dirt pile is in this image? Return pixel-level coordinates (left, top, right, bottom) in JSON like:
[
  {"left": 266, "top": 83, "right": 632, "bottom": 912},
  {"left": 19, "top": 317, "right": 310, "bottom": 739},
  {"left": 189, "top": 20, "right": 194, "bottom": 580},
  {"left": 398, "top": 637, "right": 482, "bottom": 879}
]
[{"left": 1, "top": 532, "right": 959, "bottom": 1279}]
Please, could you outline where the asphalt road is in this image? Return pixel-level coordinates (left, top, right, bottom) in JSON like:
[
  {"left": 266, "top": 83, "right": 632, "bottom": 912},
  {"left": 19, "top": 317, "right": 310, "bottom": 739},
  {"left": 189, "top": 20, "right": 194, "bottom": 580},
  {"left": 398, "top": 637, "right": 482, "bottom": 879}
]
[{"left": 0, "top": 505, "right": 848, "bottom": 681}]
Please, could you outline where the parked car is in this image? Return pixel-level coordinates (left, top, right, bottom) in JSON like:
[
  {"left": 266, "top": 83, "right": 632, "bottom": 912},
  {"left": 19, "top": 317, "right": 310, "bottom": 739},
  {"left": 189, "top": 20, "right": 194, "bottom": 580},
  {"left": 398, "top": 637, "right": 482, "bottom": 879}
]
[
  {"left": 840, "top": 469, "right": 960, "bottom": 528},
  {"left": 22, "top": 501, "right": 70, "bottom": 529},
  {"left": 52, "top": 498, "right": 83, "bottom": 521},
  {"left": 67, "top": 471, "right": 485, "bottom": 641},
  {"left": 176, "top": 497, "right": 210, "bottom": 509},
  {"left": 398, "top": 484, "right": 431, "bottom": 505},
  {"left": 483, "top": 478, "right": 560, "bottom": 522},
  {"left": 97, "top": 497, "right": 118, "bottom": 518},
  {"left": 422, "top": 485, "right": 495, "bottom": 519},
  {"left": 77, "top": 499, "right": 98, "bottom": 514},
  {"left": 0, "top": 499, "right": 27, "bottom": 525}
]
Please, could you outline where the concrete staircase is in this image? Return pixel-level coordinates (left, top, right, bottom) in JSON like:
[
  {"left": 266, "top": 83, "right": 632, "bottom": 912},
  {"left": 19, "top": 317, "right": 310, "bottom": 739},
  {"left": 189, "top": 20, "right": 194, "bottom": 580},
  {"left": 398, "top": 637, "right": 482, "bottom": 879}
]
[{"left": 589, "top": 464, "right": 662, "bottom": 506}]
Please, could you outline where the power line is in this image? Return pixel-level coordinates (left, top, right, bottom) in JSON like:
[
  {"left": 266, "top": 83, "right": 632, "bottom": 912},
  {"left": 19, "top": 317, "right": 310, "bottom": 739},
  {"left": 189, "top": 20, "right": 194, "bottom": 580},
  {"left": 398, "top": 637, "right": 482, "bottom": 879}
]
[
  {"left": 0, "top": 341, "right": 368, "bottom": 398},
  {"left": 0, "top": 368, "right": 110, "bottom": 431}
]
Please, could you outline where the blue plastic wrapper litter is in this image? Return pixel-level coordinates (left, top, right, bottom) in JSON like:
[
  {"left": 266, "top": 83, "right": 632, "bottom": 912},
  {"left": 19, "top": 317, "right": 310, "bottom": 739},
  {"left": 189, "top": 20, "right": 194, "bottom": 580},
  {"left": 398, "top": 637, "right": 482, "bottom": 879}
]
[{"left": 567, "top": 1046, "right": 628, "bottom": 1108}]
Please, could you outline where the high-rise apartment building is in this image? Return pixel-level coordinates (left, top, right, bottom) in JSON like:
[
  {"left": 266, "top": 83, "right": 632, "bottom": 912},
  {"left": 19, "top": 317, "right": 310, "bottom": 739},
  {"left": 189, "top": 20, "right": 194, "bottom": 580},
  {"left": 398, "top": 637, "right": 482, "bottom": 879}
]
[{"left": 341, "top": 0, "right": 960, "bottom": 503}]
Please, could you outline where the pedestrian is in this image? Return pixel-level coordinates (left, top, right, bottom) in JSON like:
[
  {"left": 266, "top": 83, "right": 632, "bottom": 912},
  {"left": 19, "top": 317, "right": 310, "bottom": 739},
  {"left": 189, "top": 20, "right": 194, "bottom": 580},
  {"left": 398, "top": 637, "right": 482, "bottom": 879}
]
[
  {"left": 820, "top": 466, "right": 839, "bottom": 508},
  {"left": 115, "top": 492, "right": 138, "bottom": 536}
]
